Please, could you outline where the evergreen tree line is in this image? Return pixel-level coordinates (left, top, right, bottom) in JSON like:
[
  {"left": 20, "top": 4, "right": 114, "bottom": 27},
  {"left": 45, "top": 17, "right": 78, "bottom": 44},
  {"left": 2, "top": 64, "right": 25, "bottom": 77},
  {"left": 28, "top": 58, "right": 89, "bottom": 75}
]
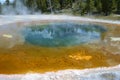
[{"left": 0, "top": 0, "right": 120, "bottom": 15}]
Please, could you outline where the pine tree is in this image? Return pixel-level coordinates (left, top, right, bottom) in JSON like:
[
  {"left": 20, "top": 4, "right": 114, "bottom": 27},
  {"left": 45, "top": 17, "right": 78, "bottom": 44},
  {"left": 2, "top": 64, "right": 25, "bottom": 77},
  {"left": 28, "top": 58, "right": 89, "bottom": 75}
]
[
  {"left": 1, "top": 0, "right": 118, "bottom": 15},
  {"left": 51, "top": 0, "right": 60, "bottom": 11},
  {"left": 5, "top": 0, "right": 10, "bottom": 6},
  {"left": 111, "top": 0, "right": 117, "bottom": 13},
  {"left": 85, "top": 0, "right": 95, "bottom": 14},
  {"left": 25, "top": 0, "right": 33, "bottom": 9},
  {"left": 79, "top": 0, "right": 86, "bottom": 15},
  {"left": 101, "top": 0, "right": 110, "bottom": 15},
  {"left": 59, "top": 0, "right": 64, "bottom": 9},
  {"left": 48, "top": 0, "right": 53, "bottom": 13},
  {"left": 0, "top": 2, "right": 2, "bottom": 14},
  {"left": 36, "top": 0, "right": 48, "bottom": 13},
  {"left": 25, "top": 0, "right": 37, "bottom": 13},
  {"left": 101, "top": 0, "right": 117, "bottom": 15},
  {"left": 12, "top": 0, "right": 16, "bottom": 8},
  {"left": 117, "top": 0, "right": 120, "bottom": 14},
  {"left": 95, "top": 0, "right": 102, "bottom": 13},
  {"left": 65, "top": 0, "right": 73, "bottom": 8}
]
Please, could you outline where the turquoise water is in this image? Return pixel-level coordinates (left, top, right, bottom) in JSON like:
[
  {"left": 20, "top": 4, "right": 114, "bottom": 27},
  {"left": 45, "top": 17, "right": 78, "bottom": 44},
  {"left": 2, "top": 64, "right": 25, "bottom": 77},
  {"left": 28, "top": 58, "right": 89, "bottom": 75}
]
[{"left": 24, "top": 23, "right": 106, "bottom": 47}]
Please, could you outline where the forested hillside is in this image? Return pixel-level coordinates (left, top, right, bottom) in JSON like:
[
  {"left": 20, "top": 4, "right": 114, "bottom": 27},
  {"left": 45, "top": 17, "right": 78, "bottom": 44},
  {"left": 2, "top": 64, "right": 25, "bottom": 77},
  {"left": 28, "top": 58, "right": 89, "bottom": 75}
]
[{"left": 0, "top": 0, "right": 120, "bottom": 15}]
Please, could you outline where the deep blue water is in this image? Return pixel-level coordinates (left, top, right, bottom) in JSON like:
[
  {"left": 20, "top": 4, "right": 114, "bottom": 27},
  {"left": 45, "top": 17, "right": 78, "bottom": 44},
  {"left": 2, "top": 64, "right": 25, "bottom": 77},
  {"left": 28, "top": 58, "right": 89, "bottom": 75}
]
[{"left": 23, "top": 23, "right": 106, "bottom": 47}]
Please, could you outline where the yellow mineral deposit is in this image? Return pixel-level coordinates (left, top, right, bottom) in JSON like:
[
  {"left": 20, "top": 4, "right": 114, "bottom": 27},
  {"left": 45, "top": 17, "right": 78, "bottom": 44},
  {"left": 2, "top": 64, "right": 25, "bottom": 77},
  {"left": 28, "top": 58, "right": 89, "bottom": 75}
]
[
  {"left": 2, "top": 34, "right": 13, "bottom": 38},
  {"left": 68, "top": 53, "right": 92, "bottom": 61}
]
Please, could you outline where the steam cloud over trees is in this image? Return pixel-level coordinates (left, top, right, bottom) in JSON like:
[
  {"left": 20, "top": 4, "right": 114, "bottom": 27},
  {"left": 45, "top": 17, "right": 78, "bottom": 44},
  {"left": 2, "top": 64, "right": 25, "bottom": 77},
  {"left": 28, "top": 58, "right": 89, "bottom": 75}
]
[{"left": 0, "top": 0, "right": 120, "bottom": 15}]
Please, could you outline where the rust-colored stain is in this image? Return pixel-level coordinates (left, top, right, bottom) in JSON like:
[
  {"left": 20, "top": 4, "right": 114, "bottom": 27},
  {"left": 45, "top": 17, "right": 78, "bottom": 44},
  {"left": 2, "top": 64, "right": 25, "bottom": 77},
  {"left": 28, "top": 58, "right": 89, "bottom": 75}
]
[{"left": 0, "top": 44, "right": 120, "bottom": 74}]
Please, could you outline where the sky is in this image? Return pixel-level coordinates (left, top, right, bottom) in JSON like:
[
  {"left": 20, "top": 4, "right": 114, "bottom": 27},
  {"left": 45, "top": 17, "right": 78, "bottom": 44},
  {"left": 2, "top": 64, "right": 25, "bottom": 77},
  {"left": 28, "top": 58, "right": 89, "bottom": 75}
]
[{"left": 0, "top": 0, "right": 14, "bottom": 4}]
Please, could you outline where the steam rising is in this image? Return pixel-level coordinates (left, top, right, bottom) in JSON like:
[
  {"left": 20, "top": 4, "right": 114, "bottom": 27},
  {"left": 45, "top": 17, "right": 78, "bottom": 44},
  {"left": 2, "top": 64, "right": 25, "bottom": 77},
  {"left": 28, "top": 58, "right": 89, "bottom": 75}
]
[
  {"left": 1, "top": 0, "right": 41, "bottom": 15},
  {"left": 0, "top": 24, "right": 25, "bottom": 48}
]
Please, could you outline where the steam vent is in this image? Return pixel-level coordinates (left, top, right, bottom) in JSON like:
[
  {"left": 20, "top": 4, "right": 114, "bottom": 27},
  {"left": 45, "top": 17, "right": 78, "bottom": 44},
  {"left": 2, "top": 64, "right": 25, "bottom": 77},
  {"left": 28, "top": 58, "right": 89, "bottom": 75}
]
[{"left": 24, "top": 23, "right": 106, "bottom": 47}]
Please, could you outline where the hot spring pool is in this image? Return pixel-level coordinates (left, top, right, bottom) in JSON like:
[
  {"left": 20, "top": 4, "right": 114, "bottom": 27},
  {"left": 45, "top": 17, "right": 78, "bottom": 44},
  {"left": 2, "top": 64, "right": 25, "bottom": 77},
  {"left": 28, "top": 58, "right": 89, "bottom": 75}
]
[
  {"left": 0, "top": 19, "right": 120, "bottom": 74},
  {"left": 24, "top": 23, "right": 106, "bottom": 47}
]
